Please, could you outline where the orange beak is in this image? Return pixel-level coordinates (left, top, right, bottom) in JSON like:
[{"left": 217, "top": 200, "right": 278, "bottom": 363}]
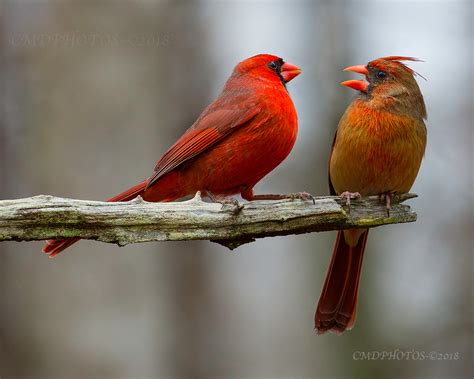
[
  {"left": 343, "top": 65, "right": 369, "bottom": 76},
  {"left": 341, "top": 64, "right": 369, "bottom": 93},
  {"left": 280, "top": 62, "right": 302, "bottom": 83}
]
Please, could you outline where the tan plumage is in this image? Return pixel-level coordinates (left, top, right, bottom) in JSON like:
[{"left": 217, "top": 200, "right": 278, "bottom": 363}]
[{"left": 316, "top": 56, "right": 427, "bottom": 334}]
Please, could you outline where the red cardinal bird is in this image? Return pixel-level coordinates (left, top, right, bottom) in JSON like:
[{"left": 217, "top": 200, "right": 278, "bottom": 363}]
[
  {"left": 315, "top": 56, "right": 427, "bottom": 334},
  {"left": 43, "top": 54, "right": 303, "bottom": 257}
]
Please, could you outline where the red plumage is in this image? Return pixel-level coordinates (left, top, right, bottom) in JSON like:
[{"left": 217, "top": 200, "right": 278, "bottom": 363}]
[{"left": 43, "top": 54, "right": 301, "bottom": 257}]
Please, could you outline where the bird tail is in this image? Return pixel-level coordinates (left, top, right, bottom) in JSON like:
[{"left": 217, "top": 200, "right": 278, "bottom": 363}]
[
  {"left": 105, "top": 180, "right": 148, "bottom": 202},
  {"left": 315, "top": 229, "right": 368, "bottom": 334},
  {"left": 42, "top": 180, "right": 148, "bottom": 258}
]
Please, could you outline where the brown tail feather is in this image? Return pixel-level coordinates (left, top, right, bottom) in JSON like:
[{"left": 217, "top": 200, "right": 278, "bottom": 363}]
[
  {"left": 42, "top": 180, "right": 148, "bottom": 257},
  {"left": 315, "top": 229, "right": 368, "bottom": 334}
]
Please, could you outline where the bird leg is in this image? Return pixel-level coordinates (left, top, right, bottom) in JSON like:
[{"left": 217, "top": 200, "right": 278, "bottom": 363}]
[
  {"left": 339, "top": 191, "right": 361, "bottom": 213},
  {"left": 205, "top": 190, "right": 244, "bottom": 214},
  {"left": 379, "top": 192, "right": 393, "bottom": 217},
  {"left": 241, "top": 188, "right": 315, "bottom": 204}
]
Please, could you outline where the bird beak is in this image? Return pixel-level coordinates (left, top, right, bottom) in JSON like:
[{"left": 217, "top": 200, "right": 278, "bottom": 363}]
[
  {"left": 344, "top": 65, "right": 369, "bottom": 76},
  {"left": 341, "top": 64, "right": 369, "bottom": 93},
  {"left": 340, "top": 79, "right": 369, "bottom": 93},
  {"left": 280, "top": 62, "right": 302, "bottom": 83}
]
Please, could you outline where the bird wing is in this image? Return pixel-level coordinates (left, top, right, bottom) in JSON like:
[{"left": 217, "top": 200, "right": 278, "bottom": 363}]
[
  {"left": 328, "top": 129, "right": 338, "bottom": 196},
  {"left": 146, "top": 106, "right": 260, "bottom": 189}
]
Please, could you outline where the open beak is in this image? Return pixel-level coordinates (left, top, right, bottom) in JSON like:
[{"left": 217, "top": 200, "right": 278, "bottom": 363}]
[
  {"left": 280, "top": 62, "right": 302, "bottom": 83},
  {"left": 341, "top": 64, "right": 369, "bottom": 93}
]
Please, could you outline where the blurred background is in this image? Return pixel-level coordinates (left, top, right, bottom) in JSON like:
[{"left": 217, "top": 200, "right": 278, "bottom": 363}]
[{"left": 0, "top": 0, "right": 472, "bottom": 378}]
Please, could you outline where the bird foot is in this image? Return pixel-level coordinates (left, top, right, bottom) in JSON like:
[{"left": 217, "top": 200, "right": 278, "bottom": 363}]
[
  {"left": 340, "top": 191, "right": 361, "bottom": 213},
  {"left": 206, "top": 190, "right": 244, "bottom": 215},
  {"left": 219, "top": 198, "right": 244, "bottom": 214}
]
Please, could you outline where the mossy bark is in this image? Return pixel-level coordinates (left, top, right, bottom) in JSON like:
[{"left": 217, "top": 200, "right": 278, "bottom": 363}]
[{"left": 0, "top": 192, "right": 417, "bottom": 249}]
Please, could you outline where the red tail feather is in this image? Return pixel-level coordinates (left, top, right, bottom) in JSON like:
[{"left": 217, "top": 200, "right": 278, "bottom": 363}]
[
  {"left": 106, "top": 180, "right": 148, "bottom": 202},
  {"left": 42, "top": 180, "right": 148, "bottom": 257},
  {"left": 315, "top": 229, "right": 368, "bottom": 334}
]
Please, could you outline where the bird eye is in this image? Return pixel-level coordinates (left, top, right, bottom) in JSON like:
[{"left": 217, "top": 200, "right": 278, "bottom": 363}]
[
  {"left": 376, "top": 71, "right": 387, "bottom": 79},
  {"left": 268, "top": 61, "right": 278, "bottom": 70}
]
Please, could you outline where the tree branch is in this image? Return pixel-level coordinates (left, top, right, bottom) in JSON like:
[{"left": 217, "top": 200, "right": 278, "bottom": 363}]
[{"left": 0, "top": 192, "right": 417, "bottom": 249}]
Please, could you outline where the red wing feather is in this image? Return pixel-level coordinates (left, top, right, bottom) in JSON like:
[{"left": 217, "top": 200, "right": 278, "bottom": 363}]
[{"left": 147, "top": 107, "right": 259, "bottom": 188}]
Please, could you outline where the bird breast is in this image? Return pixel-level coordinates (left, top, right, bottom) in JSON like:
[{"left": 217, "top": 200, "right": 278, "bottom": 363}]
[{"left": 329, "top": 101, "right": 427, "bottom": 196}]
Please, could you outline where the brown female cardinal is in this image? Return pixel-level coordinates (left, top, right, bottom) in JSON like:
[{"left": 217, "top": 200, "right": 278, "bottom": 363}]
[
  {"left": 315, "top": 56, "right": 427, "bottom": 334},
  {"left": 43, "top": 54, "right": 304, "bottom": 257}
]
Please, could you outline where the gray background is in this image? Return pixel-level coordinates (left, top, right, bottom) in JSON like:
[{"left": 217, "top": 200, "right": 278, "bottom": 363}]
[{"left": 0, "top": 1, "right": 472, "bottom": 378}]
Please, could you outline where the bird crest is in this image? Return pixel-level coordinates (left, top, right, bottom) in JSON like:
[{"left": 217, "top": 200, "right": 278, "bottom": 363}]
[{"left": 376, "top": 56, "right": 426, "bottom": 80}]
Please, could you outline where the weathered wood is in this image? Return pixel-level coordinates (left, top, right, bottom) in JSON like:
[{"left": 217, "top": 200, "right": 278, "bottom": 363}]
[{"left": 0, "top": 192, "right": 417, "bottom": 249}]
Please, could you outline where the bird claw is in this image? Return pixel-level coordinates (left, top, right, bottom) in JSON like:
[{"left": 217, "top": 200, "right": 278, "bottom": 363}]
[
  {"left": 206, "top": 190, "right": 244, "bottom": 214},
  {"left": 340, "top": 191, "right": 361, "bottom": 213},
  {"left": 219, "top": 198, "right": 244, "bottom": 214}
]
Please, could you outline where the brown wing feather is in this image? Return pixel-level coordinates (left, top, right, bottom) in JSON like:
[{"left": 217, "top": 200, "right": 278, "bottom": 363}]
[{"left": 328, "top": 129, "right": 338, "bottom": 196}]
